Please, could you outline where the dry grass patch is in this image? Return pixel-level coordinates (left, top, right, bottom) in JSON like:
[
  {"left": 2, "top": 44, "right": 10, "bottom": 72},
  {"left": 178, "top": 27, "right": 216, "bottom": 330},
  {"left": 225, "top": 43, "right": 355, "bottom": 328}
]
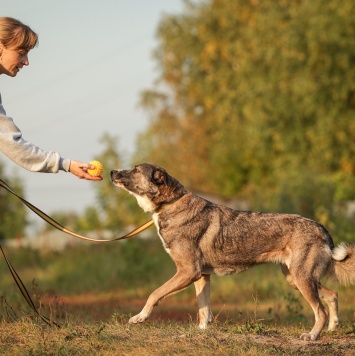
[{"left": 0, "top": 317, "right": 354, "bottom": 355}]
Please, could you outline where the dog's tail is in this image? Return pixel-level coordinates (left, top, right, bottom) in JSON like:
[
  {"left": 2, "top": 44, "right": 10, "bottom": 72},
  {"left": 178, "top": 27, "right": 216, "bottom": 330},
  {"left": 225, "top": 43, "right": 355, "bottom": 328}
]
[{"left": 329, "top": 243, "right": 355, "bottom": 286}]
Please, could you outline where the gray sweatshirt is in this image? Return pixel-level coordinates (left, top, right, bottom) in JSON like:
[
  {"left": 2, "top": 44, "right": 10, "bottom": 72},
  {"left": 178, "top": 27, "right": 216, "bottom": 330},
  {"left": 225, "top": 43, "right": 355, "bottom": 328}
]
[{"left": 0, "top": 93, "right": 70, "bottom": 173}]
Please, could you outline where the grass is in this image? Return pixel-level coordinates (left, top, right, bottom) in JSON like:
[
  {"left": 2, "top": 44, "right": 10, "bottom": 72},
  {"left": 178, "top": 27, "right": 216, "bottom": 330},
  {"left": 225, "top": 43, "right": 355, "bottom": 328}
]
[
  {"left": 0, "top": 316, "right": 354, "bottom": 355},
  {"left": 0, "top": 235, "right": 354, "bottom": 354}
]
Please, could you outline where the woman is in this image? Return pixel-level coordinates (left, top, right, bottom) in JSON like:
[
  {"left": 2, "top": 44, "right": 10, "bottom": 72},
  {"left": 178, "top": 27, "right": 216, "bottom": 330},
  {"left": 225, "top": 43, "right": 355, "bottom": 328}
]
[{"left": 0, "top": 17, "right": 101, "bottom": 180}]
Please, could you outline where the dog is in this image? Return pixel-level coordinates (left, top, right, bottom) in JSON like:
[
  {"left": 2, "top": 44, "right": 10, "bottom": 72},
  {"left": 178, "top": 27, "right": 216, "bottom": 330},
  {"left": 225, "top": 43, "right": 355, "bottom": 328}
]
[{"left": 110, "top": 163, "right": 355, "bottom": 341}]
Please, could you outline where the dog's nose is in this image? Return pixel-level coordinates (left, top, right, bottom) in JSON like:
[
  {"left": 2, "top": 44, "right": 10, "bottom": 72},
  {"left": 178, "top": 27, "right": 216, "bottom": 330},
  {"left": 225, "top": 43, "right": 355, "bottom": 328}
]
[{"left": 110, "top": 170, "right": 118, "bottom": 180}]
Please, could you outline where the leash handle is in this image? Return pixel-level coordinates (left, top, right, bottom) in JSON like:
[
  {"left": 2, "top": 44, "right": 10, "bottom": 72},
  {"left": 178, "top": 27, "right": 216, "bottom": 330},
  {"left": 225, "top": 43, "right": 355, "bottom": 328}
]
[{"left": 0, "top": 178, "right": 153, "bottom": 242}]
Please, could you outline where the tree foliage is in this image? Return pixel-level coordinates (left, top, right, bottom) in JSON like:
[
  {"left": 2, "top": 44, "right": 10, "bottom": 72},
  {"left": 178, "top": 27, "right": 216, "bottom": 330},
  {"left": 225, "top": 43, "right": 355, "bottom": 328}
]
[
  {"left": 0, "top": 161, "right": 27, "bottom": 240},
  {"left": 135, "top": 0, "right": 355, "bottom": 218}
]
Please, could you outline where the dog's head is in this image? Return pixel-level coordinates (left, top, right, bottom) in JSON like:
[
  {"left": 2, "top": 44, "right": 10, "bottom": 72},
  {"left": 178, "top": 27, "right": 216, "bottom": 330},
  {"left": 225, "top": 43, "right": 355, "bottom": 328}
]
[{"left": 110, "top": 163, "right": 187, "bottom": 212}]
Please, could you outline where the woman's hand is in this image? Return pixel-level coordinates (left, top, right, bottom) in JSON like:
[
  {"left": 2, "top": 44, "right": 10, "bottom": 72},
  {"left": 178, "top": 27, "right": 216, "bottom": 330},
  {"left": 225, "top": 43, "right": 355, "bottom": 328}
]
[{"left": 69, "top": 160, "right": 103, "bottom": 180}]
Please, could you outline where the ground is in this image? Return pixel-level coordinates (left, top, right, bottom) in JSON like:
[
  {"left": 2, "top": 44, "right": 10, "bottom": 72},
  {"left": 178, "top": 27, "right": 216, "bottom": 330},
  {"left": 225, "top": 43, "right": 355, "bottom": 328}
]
[{"left": 37, "top": 292, "right": 355, "bottom": 355}]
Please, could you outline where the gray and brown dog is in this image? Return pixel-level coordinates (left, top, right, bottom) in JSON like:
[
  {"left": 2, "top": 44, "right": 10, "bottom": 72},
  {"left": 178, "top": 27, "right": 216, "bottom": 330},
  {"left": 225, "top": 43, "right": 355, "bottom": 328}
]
[{"left": 110, "top": 163, "right": 355, "bottom": 341}]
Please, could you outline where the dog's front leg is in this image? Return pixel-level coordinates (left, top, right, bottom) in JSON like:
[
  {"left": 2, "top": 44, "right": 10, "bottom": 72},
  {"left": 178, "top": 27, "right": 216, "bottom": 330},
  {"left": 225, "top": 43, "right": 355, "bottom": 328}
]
[
  {"left": 129, "top": 269, "right": 199, "bottom": 324},
  {"left": 194, "top": 274, "right": 212, "bottom": 329}
]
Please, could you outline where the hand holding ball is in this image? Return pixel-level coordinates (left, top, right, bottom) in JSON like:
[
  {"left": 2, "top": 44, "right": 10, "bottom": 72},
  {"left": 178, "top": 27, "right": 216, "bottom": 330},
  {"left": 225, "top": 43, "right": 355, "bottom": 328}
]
[{"left": 87, "top": 160, "right": 104, "bottom": 177}]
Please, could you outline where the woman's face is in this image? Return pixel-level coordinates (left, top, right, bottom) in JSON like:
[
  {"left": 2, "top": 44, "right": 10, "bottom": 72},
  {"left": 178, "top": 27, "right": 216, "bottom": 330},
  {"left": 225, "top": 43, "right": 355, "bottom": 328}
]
[{"left": 0, "top": 44, "right": 29, "bottom": 77}]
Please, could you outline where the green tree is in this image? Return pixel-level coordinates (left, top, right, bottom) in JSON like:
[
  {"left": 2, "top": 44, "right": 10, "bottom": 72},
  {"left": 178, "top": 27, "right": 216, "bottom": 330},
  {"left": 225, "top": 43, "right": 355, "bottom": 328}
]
[
  {"left": 135, "top": 0, "right": 355, "bottom": 218},
  {"left": 0, "top": 161, "right": 27, "bottom": 240}
]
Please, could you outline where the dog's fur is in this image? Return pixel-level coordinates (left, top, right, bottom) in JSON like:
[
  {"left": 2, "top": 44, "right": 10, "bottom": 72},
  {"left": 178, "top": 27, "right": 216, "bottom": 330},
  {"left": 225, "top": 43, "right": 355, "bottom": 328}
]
[{"left": 110, "top": 163, "right": 355, "bottom": 341}]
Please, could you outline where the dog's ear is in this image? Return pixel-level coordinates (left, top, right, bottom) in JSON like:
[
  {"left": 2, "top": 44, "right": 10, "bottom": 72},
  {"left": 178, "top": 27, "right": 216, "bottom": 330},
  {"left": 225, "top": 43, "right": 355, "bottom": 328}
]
[{"left": 152, "top": 169, "right": 166, "bottom": 185}]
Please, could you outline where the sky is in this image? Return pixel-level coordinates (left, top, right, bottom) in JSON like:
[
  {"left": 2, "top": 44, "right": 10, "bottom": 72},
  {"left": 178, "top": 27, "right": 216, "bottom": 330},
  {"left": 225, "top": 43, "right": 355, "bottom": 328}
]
[{"left": 1, "top": 0, "right": 184, "bottom": 231}]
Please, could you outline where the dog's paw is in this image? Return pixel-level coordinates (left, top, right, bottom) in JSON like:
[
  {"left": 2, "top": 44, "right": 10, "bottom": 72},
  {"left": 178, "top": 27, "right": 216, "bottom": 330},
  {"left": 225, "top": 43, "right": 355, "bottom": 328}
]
[
  {"left": 129, "top": 313, "right": 148, "bottom": 324},
  {"left": 300, "top": 333, "right": 317, "bottom": 341},
  {"left": 328, "top": 319, "right": 339, "bottom": 331},
  {"left": 198, "top": 310, "right": 213, "bottom": 329},
  {"left": 207, "top": 313, "right": 213, "bottom": 323},
  {"left": 198, "top": 322, "right": 208, "bottom": 330}
]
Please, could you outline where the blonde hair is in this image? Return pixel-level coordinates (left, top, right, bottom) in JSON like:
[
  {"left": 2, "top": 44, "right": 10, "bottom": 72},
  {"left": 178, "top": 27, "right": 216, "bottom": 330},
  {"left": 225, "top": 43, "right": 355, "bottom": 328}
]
[{"left": 0, "top": 17, "right": 38, "bottom": 51}]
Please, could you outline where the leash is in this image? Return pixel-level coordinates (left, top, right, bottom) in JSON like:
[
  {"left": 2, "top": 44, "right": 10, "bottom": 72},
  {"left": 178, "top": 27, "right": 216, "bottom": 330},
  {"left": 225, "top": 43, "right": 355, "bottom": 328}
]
[
  {"left": 0, "top": 177, "right": 154, "bottom": 326},
  {"left": 0, "top": 178, "right": 154, "bottom": 242}
]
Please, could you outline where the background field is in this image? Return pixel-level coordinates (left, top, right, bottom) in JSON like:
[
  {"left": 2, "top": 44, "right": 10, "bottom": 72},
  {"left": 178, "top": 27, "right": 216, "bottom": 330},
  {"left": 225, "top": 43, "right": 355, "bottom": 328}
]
[{"left": 0, "top": 235, "right": 354, "bottom": 355}]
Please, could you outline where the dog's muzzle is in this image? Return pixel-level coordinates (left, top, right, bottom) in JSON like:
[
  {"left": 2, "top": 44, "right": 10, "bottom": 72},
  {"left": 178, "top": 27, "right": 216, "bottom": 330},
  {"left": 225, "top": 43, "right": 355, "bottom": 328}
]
[{"left": 110, "top": 170, "right": 122, "bottom": 183}]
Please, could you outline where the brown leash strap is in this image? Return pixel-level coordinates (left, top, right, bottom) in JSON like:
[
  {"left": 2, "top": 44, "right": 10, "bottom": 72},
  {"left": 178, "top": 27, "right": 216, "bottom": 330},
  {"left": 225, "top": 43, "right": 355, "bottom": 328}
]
[{"left": 0, "top": 178, "right": 154, "bottom": 242}]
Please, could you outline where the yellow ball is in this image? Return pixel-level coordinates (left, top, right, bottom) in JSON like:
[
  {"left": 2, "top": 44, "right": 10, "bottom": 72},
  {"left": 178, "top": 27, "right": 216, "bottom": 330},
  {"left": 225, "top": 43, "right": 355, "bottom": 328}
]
[{"left": 88, "top": 160, "right": 103, "bottom": 177}]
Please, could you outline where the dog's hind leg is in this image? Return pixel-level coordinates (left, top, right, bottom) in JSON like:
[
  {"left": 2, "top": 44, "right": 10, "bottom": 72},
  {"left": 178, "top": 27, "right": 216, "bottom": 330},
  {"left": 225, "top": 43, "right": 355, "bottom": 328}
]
[
  {"left": 318, "top": 284, "right": 338, "bottom": 331},
  {"left": 281, "top": 265, "right": 330, "bottom": 340},
  {"left": 287, "top": 267, "right": 327, "bottom": 341},
  {"left": 194, "top": 274, "right": 212, "bottom": 329}
]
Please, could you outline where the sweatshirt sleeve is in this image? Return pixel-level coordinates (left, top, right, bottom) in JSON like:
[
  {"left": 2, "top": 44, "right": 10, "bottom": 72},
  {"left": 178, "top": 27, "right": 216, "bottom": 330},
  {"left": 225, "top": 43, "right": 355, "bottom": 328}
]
[{"left": 0, "top": 98, "right": 71, "bottom": 173}]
